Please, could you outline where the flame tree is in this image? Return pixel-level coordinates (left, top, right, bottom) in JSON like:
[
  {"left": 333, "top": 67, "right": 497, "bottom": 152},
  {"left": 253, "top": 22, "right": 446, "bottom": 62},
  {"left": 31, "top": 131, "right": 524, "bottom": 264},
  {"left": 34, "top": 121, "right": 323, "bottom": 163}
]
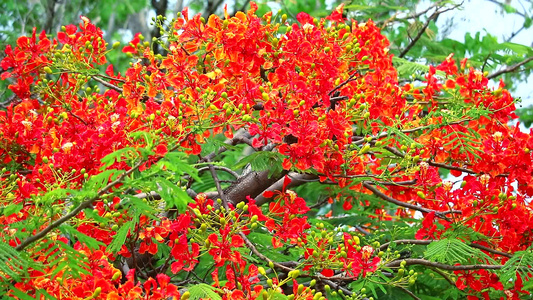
[{"left": 0, "top": 3, "right": 532, "bottom": 300}]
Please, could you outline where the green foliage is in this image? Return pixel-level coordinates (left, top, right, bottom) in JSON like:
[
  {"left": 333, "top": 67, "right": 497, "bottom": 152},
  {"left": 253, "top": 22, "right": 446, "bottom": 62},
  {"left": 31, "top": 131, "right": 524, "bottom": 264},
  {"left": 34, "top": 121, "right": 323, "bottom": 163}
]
[
  {"left": 0, "top": 241, "right": 29, "bottom": 289},
  {"left": 393, "top": 56, "right": 445, "bottom": 79},
  {"left": 516, "top": 106, "right": 533, "bottom": 128},
  {"left": 107, "top": 219, "right": 136, "bottom": 253},
  {"left": 500, "top": 249, "right": 533, "bottom": 283},
  {"left": 187, "top": 283, "right": 222, "bottom": 300},
  {"left": 59, "top": 224, "right": 104, "bottom": 249},
  {"left": 233, "top": 151, "right": 285, "bottom": 176},
  {"left": 425, "top": 239, "right": 496, "bottom": 265}
]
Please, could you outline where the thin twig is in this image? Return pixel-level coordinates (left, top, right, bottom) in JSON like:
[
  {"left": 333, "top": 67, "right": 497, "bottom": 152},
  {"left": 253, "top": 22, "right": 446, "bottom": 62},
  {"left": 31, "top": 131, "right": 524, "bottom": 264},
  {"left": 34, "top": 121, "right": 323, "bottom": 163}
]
[
  {"left": 15, "top": 160, "right": 144, "bottom": 251},
  {"left": 205, "top": 157, "right": 229, "bottom": 209},
  {"left": 91, "top": 75, "right": 124, "bottom": 93},
  {"left": 353, "top": 118, "right": 471, "bottom": 146},
  {"left": 328, "top": 71, "right": 359, "bottom": 97},
  {"left": 379, "top": 239, "right": 512, "bottom": 258},
  {"left": 238, "top": 232, "right": 295, "bottom": 273},
  {"left": 385, "top": 258, "right": 503, "bottom": 271},
  {"left": 362, "top": 182, "right": 456, "bottom": 220},
  {"left": 379, "top": 0, "right": 446, "bottom": 28},
  {"left": 430, "top": 267, "right": 455, "bottom": 286},
  {"left": 197, "top": 165, "right": 239, "bottom": 178},
  {"left": 67, "top": 111, "right": 88, "bottom": 125},
  {"left": 397, "top": 285, "right": 421, "bottom": 300},
  {"left": 93, "top": 73, "right": 126, "bottom": 83}
]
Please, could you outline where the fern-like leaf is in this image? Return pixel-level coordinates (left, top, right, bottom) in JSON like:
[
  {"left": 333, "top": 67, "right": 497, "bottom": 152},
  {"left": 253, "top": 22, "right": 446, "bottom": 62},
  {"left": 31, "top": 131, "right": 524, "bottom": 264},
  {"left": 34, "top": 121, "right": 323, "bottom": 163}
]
[
  {"left": 392, "top": 57, "right": 446, "bottom": 79},
  {"left": 0, "top": 241, "right": 29, "bottom": 285},
  {"left": 233, "top": 151, "right": 284, "bottom": 176},
  {"left": 187, "top": 283, "right": 222, "bottom": 300},
  {"left": 500, "top": 250, "right": 533, "bottom": 283},
  {"left": 425, "top": 238, "right": 496, "bottom": 265}
]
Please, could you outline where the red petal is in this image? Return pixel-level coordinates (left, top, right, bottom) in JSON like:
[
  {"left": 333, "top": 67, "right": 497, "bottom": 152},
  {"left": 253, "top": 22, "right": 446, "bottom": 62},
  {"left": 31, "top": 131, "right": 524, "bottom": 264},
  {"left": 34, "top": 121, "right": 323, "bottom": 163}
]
[
  {"left": 321, "top": 269, "right": 334, "bottom": 277},
  {"left": 296, "top": 12, "right": 314, "bottom": 25},
  {"left": 263, "top": 190, "right": 274, "bottom": 198},
  {"left": 282, "top": 175, "right": 292, "bottom": 191}
]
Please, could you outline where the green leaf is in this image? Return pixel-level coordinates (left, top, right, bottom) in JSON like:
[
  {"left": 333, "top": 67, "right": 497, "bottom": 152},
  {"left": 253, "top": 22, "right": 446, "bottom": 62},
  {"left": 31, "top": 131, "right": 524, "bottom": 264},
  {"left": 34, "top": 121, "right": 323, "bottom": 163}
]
[
  {"left": 187, "top": 283, "right": 222, "bottom": 300},
  {"left": 107, "top": 220, "right": 135, "bottom": 253},
  {"left": 3, "top": 203, "right": 23, "bottom": 216},
  {"left": 100, "top": 147, "right": 137, "bottom": 168},
  {"left": 272, "top": 292, "right": 289, "bottom": 299},
  {"left": 9, "top": 287, "right": 35, "bottom": 300},
  {"left": 130, "top": 131, "right": 155, "bottom": 148},
  {"left": 83, "top": 169, "right": 121, "bottom": 191},
  {"left": 503, "top": 4, "right": 517, "bottom": 13},
  {"left": 425, "top": 239, "right": 496, "bottom": 265},
  {"left": 37, "top": 290, "right": 57, "bottom": 300},
  {"left": 500, "top": 250, "right": 533, "bottom": 283},
  {"left": 496, "top": 42, "right": 533, "bottom": 56},
  {"left": 524, "top": 17, "right": 532, "bottom": 29},
  {"left": 160, "top": 151, "right": 202, "bottom": 182},
  {"left": 156, "top": 177, "right": 192, "bottom": 212},
  {"left": 59, "top": 224, "right": 105, "bottom": 249},
  {"left": 0, "top": 241, "right": 29, "bottom": 284},
  {"left": 233, "top": 151, "right": 284, "bottom": 176},
  {"left": 392, "top": 56, "right": 446, "bottom": 79}
]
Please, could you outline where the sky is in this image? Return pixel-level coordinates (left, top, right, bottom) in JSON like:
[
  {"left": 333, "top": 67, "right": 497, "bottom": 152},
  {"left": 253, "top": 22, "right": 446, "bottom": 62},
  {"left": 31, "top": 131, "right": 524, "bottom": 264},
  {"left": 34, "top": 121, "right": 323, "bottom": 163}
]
[{"left": 434, "top": 0, "right": 533, "bottom": 106}]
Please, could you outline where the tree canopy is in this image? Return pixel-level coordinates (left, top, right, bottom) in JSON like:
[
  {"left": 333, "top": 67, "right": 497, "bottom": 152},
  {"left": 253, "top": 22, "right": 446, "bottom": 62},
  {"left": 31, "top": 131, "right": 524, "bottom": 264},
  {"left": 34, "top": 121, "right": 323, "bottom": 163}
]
[{"left": 0, "top": 2, "right": 532, "bottom": 300}]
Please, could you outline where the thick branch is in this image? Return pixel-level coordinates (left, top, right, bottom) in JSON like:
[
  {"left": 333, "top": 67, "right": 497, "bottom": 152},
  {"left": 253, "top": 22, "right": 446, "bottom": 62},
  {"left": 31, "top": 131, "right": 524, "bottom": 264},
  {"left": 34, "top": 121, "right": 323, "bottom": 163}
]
[
  {"left": 255, "top": 173, "right": 318, "bottom": 206},
  {"left": 224, "top": 170, "right": 287, "bottom": 205}
]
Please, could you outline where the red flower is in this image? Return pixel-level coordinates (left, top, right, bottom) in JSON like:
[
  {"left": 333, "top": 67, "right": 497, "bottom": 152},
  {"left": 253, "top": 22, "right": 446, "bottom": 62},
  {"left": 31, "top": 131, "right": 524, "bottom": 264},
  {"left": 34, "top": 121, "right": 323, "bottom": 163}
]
[
  {"left": 341, "top": 234, "right": 381, "bottom": 278},
  {"left": 326, "top": 4, "right": 346, "bottom": 23},
  {"left": 122, "top": 33, "right": 142, "bottom": 53}
]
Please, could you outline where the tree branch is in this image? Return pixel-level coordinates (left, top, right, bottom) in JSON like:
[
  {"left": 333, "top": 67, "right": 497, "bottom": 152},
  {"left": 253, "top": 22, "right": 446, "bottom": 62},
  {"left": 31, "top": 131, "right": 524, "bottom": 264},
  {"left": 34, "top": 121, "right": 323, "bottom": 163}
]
[
  {"left": 385, "top": 258, "right": 503, "bottom": 271},
  {"left": 197, "top": 165, "right": 239, "bottom": 178},
  {"left": 487, "top": 56, "right": 533, "bottom": 80},
  {"left": 255, "top": 173, "right": 318, "bottom": 206},
  {"left": 399, "top": 5, "right": 460, "bottom": 58},
  {"left": 362, "top": 181, "right": 457, "bottom": 220},
  {"left": 205, "top": 157, "right": 229, "bottom": 209},
  {"left": 225, "top": 170, "right": 287, "bottom": 206},
  {"left": 397, "top": 285, "right": 422, "bottom": 300},
  {"left": 91, "top": 75, "right": 123, "bottom": 93},
  {"left": 379, "top": 239, "right": 512, "bottom": 258},
  {"left": 15, "top": 160, "right": 144, "bottom": 251},
  {"left": 14, "top": 134, "right": 191, "bottom": 251}
]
